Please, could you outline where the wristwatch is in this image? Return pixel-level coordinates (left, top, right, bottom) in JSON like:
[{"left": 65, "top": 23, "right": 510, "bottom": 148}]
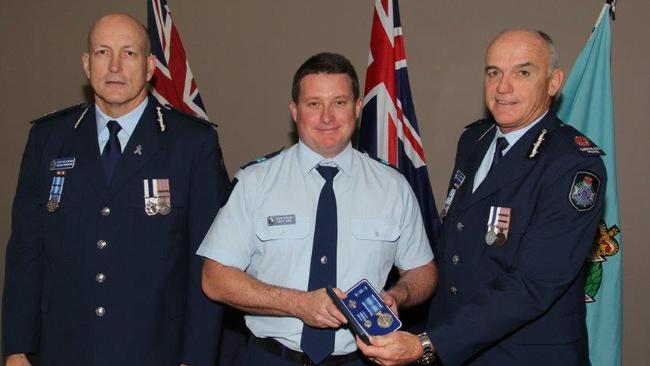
[{"left": 417, "top": 332, "right": 438, "bottom": 365}]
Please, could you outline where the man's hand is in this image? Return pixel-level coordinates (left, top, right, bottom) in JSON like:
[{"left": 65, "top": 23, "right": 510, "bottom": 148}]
[
  {"left": 6, "top": 354, "right": 31, "bottom": 366},
  {"left": 356, "top": 331, "right": 423, "bottom": 366},
  {"left": 380, "top": 290, "right": 400, "bottom": 317},
  {"left": 294, "top": 288, "right": 348, "bottom": 328}
]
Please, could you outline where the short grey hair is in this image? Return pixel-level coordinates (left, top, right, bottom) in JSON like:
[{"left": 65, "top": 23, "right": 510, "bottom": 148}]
[{"left": 535, "top": 30, "right": 559, "bottom": 75}]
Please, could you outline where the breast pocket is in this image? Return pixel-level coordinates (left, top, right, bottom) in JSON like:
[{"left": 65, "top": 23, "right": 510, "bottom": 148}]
[
  {"left": 350, "top": 219, "right": 401, "bottom": 268},
  {"left": 131, "top": 204, "right": 187, "bottom": 260},
  {"left": 255, "top": 216, "right": 311, "bottom": 243}
]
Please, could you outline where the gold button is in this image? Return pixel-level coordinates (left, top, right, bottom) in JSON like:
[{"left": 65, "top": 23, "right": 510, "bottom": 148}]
[
  {"left": 100, "top": 207, "right": 111, "bottom": 216},
  {"left": 95, "top": 307, "right": 106, "bottom": 317},
  {"left": 95, "top": 273, "right": 106, "bottom": 283},
  {"left": 97, "top": 240, "right": 107, "bottom": 249}
]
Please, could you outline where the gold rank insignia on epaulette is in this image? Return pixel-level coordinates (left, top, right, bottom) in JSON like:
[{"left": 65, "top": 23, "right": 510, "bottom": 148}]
[
  {"left": 556, "top": 124, "right": 605, "bottom": 157},
  {"left": 30, "top": 103, "right": 88, "bottom": 126},
  {"left": 240, "top": 148, "right": 284, "bottom": 170}
]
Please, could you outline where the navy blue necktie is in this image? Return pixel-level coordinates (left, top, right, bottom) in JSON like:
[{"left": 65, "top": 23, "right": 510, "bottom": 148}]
[
  {"left": 102, "top": 120, "right": 122, "bottom": 182},
  {"left": 300, "top": 165, "right": 339, "bottom": 364},
  {"left": 489, "top": 137, "right": 509, "bottom": 172}
]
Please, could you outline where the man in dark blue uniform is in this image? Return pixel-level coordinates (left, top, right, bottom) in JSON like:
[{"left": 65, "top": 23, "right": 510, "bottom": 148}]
[
  {"left": 2, "top": 13, "right": 227, "bottom": 366},
  {"left": 356, "top": 29, "right": 606, "bottom": 365}
]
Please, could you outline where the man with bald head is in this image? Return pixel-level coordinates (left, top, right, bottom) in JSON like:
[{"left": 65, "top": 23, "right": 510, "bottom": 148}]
[
  {"left": 356, "top": 29, "right": 606, "bottom": 365},
  {"left": 3, "top": 13, "right": 228, "bottom": 366}
]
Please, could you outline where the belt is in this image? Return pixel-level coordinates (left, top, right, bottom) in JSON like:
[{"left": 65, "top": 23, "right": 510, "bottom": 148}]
[{"left": 250, "top": 336, "right": 361, "bottom": 366}]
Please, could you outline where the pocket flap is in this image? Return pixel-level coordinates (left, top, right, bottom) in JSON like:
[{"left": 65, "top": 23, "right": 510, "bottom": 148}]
[
  {"left": 351, "top": 219, "right": 400, "bottom": 241},
  {"left": 256, "top": 215, "right": 311, "bottom": 241}
]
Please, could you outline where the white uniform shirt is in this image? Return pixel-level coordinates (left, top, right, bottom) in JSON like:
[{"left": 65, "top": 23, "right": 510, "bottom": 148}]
[{"left": 197, "top": 141, "right": 433, "bottom": 354}]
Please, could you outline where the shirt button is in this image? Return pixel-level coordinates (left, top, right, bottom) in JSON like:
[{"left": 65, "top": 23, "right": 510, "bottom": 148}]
[
  {"left": 320, "top": 256, "right": 328, "bottom": 264},
  {"left": 95, "top": 307, "right": 106, "bottom": 317},
  {"left": 456, "top": 222, "right": 464, "bottom": 231},
  {"left": 452, "top": 255, "right": 460, "bottom": 265},
  {"left": 279, "top": 230, "right": 286, "bottom": 236},
  {"left": 100, "top": 207, "right": 111, "bottom": 216},
  {"left": 450, "top": 286, "right": 458, "bottom": 296},
  {"left": 97, "top": 240, "right": 107, "bottom": 250},
  {"left": 374, "top": 230, "right": 380, "bottom": 237},
  {"left": 95, "top": 273, "right": 106, "bottom": 283}
]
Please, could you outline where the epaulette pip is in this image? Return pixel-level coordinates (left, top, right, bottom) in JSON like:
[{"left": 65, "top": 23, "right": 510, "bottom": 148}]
[
  {"left": 31, "top": 103, "right": 87, "bottom": 124},
  {"left": 556, "top": 123, "right": 605, "bottom": 157},
  {"left": 240, "top": 148, "right": 284, "bottom": 170},
  {"left": 161, "top": 104, "right": 217, "bottom": 129}
]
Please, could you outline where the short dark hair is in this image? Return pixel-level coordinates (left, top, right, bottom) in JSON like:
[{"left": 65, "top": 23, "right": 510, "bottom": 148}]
[{"left": 291, "top": 52, "right": 360, "bottom": 102}]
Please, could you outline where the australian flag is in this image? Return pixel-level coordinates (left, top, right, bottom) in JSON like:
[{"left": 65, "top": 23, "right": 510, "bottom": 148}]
[
  {"left": 359, "top": 0, "right": 440, "bottom": 257},
  {"left": 147, "top": 0, "right": 209, "bottom": 119}
]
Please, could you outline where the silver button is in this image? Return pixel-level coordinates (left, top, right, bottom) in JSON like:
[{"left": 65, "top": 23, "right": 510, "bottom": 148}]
[
  {"left": 95, "top": 306, "right": 106, "bottom": 317},
  {"left": 456, "top": 222, "right": 464, "bottom": 231},
  {"left": 452, "top": 255, "right": 460, "bottom": 265},
  {"left": 97, "top": 240, "right": 107, "bottom": 249},
  {"left": 450, "top": 286, "right": 458, "bottom": 296},
  {"left": 95, "top": 273, "right": 106, "bottom": 283},
  {"left": 100, "top": 207, "right": 111, "bottom": 216},
  {"left": 320, "top": 256, "right": 328, "bottom": 264}
]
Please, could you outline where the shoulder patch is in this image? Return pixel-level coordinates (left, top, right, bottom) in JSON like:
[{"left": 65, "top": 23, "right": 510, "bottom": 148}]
[
  {"left": 31, "top": 103, "right": 87, "bottom": 124},
  {"left": 162, "top": 104, "right": 217, "bottom": 128},
  {"left": 556, "top": 124, "right": 605, "bottom": 157},
  {"left": 569, "top": 171, "right": 601, "bottom": 211},
  {"left": 240, "top": 148, "right": 284, "bottom": 170}
]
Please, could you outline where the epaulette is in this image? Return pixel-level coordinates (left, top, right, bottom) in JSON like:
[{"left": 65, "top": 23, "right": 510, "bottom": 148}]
[
  {"left": 240, "top": 148, "right": 284, "bottom": 170},
  {"left": 161, "top": 104, "right": 218, "bottom": 129},
  {"left": 464, "top": 118, "right": 491, "bottom": 129},
  {"left": 361, "top": 150, "right": 399, "bottom": 172},
  {"left": 555, "top": 123, "right": 605, "bottom": 157},
  {"left": 31, "top": 103, "right": 87, "bottom": 124}
]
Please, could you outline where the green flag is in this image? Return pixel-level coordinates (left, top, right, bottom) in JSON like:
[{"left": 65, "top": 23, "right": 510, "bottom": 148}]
[{"left": 556, "top": 3, "right": 622, "bottom": 365}]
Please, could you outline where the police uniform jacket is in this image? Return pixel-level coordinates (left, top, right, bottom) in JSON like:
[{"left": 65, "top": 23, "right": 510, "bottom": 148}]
[
  {"left": 426, "top": 112, "right": 606, "bottom": 365},
  {"left": 2, "top": 99, "right": 228, "bottom": 366}
]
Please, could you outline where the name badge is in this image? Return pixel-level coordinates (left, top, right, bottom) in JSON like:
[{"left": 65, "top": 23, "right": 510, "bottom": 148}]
[
  {"left": 267, "top": 214, "right": 296, "bottom": 226},
  {"left": 49, "top": 157, "right": 76, "bottom": 171}
]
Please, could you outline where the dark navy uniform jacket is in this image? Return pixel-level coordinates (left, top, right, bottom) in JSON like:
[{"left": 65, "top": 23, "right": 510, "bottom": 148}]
[
  {"left": 2, "top": 99, "right": 228, "bottom": 366},
  {"left": 427, "top": 112, "right": 606, "bottom": 366}
]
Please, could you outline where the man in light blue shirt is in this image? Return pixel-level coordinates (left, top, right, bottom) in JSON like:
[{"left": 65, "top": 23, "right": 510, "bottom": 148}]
[{"left": 199, "top": 52, "right": 437, "bottom": 366}]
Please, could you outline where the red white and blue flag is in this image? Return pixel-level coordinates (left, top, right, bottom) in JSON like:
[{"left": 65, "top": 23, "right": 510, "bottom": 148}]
[
  {"left": 359, "top": 0, "right": 440, "bottom": 253},
  {"left": 147, "top": 0, "right": 209, "bottom": 120}
]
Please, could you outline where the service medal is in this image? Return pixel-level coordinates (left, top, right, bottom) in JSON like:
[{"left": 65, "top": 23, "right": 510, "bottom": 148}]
[
  {"left": 485, "top": 227, "right": 497, "bottom": 246},
  {"left": 158, "top": 202, "right": 171, "bottom": 216},
  {"left": 145, "top": 198, "right": 159, "bottom": 216},
  {"left": 376, "top": 311, "right": 394, "bottom": 329},
  {"left": 494, "top": 232, "right": 507, "bottom": 246},
  {"left": 46, "top": 198, "right": 59, "bottom": 212}
]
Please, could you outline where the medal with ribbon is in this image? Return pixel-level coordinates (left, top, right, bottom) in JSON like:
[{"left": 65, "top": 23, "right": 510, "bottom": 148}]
[
  {"left": 46, "top": 171, "right": 66, "bottom": 212},
  {"left": 442, "top": 170, "right": 466, "bottom": 219},
  {"left": 143, "top": 179, "right": 159, "bottom": 216},
  {"left": 485, "top": 206, "right": 511, "bottom": 246},
  {"left": 155, "top": 179, "right": 171, "bottom": 216}
]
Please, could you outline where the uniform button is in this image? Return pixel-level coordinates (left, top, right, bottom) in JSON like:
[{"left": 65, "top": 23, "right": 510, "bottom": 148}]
[
  {"left": 450, "top": 286, "right": 458, "bottom": 296},
  {"left": 456, "top": 222, "right": 464, "bottom": 231},
  {"left": 95, "top": 273, "right": 106, "bottom": 283},
  {"left": 279, "top": 230, "right": 286, "bottom": 236},
  {"left": 320, "top": 256, "right": 328, "bottom": 264},
  {"left": 95, "top": 307, "right": 106, "bottom": 317},
  {"left": 97, "top": 240, "right": 107, "bottom": 249},
  {"left": 100, "top": 207, "right": 111, "bottom": 216},
  {"left": 452, "top": 255, "right": 460, "bottom": 265},
  {"left": 374, "top": 230, "right": 380, "bottom": 237}
]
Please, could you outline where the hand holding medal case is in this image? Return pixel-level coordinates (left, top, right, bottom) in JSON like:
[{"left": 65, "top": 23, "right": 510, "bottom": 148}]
[{"left": 326, "top": 279, "right": 402, "bottom": 345}]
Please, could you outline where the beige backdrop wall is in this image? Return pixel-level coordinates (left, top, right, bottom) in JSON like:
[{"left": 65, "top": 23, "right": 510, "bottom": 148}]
[{"left": 1, "top": 0, "right": 648, "bottom": 364}]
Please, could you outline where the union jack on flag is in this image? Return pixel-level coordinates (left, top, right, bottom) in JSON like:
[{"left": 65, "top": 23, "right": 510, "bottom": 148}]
[
  {"left": 147, "top": 0, "right": 209, "bottom": 120},
  {"left": 359, "top": 0, "right": 440, "bottom": 253}
]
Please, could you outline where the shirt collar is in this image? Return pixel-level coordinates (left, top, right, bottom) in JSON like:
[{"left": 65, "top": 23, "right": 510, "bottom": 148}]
[
  {"left": 296, "top": 141, "right": 353, "bottom": 177},
  {"left": 496, "top": 109, "right": 548, "bottom": 151},
  {"left": 95, "top": 97, "right": 149, "bottom": 138}
]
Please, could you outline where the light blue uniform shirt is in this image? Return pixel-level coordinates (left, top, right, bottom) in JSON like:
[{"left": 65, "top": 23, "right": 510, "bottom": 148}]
[
  {"left": 95, "top": 97, "right": 148, "bottom": 154},
  {"left": 197, "top": 141, "right": 433, "bottom": 354},
  {"left": 472, "top": 110, "right": 548, "bottom": 192}
]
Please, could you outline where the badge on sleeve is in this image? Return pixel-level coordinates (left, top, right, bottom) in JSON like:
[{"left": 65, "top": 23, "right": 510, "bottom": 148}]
[{"left": 569, "top": 171, "right": 600, "bottom": 211}]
